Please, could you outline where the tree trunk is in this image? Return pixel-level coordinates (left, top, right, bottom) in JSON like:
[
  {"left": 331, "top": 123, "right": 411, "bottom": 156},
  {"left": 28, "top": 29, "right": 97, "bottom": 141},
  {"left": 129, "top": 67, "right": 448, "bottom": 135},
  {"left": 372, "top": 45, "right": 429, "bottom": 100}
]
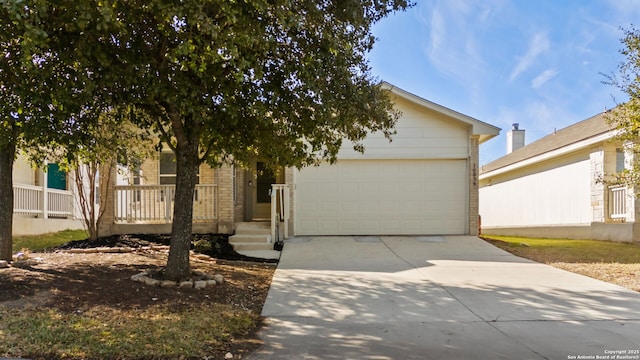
[
  {"left": 75, "top": 162, "right": 99, "bottom": 241},
  {"left": 0, "top": 143, "right": 15, "bottom": 261},
  {"left": 163, "top": 140, "right": 199, "bottom": 281}
]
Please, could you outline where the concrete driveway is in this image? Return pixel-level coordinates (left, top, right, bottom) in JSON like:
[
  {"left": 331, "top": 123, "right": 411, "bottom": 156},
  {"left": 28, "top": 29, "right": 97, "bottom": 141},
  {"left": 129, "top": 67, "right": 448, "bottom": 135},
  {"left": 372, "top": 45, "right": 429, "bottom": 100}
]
[{"left": 247, "top": 236, "right": 640, "bottom": 360}]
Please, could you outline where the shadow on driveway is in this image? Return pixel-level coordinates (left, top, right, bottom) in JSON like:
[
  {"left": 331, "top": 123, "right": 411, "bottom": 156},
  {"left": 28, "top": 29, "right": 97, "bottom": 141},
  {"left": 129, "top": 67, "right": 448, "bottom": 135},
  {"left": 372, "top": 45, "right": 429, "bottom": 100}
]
[{"left": 248, "top": 236, "right": 640, "bottom": 360}]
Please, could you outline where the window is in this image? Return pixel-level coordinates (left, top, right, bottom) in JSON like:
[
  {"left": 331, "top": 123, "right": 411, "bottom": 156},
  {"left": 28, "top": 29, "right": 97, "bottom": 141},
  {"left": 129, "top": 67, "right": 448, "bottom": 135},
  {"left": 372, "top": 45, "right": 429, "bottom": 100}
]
[
  {"left": 616, "top": 148, "right": 625, "bottom": 173},
  {"left": 130, "top": 161, "right": 142, "bottom": 202},
  {"left": 159, "top": 152, "right": 200, "bottom": 184},
  {"left": 159, "top": 152, "right": 200, "bottom": 200},
  {"left": 159, "top": 152, "right": 177, "bottom": 185}
]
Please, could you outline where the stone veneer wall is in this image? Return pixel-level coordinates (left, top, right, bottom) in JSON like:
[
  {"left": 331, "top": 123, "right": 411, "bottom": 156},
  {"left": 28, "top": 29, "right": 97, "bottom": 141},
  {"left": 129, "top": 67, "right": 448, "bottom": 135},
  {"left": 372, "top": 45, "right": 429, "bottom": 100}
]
[
  {"left": 285, "top": 167, "right": 295, "bottom": 236},
  {"left": 468, "top": 135, "right": 480, "bottom": 236}
]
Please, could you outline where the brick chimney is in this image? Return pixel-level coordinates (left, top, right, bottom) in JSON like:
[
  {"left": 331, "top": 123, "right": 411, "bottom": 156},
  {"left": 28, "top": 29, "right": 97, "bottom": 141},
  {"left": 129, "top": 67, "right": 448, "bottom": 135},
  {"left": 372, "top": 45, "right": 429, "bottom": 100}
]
[{"left": 506, "top": 123, "right": 525, "bottom": 154}]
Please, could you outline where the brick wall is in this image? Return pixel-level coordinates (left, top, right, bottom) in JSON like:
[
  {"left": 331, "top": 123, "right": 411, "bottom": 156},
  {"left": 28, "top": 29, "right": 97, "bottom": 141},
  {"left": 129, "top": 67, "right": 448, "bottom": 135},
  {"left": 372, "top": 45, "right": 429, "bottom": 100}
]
[
  {"left": 234, "top": 166, "right": 246, "bottom": 221},
  {"left": 215, "top": 163, "right": 235, "bottom": 233}
]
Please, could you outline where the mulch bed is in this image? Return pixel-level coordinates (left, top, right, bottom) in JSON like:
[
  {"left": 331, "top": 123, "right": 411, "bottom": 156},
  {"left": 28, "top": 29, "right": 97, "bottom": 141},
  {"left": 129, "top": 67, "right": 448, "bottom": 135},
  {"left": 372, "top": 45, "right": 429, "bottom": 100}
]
[{"left": 0, "top": 233, "right": 278, "bottom": 359}]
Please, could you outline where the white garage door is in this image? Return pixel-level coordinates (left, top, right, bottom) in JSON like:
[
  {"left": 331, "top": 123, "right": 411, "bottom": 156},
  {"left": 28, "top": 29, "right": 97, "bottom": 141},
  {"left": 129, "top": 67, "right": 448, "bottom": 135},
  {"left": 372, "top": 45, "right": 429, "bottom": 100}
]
[{"left": 295, "top": 159, "right": 467, "bottom": 235}]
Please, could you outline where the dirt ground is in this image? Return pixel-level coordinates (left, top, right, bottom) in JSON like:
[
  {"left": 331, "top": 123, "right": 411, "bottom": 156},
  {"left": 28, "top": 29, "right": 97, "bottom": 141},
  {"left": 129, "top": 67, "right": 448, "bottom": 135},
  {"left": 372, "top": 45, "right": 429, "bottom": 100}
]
[{"left": 0, "top": 234, "right": 277, "bottom": 359}]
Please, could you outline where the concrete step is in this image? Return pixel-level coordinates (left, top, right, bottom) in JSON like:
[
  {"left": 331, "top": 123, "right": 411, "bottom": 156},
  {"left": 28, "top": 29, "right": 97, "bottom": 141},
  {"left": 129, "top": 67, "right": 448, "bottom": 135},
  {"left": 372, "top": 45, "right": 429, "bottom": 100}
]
[
  {"left": 229, "top": 234, "right": 271, "bottom": 244},
  {"left": 231, "top": 222, "right": 274, "bottom": 254},
  {"left": 236, "top": 249, "right": 281, "bottom": 260},
  {"left": 234, "top": 222, "right": 271, "bottom": 235},
  {"left": 231, "top": 242, "right": 276, "bottom": 251}
]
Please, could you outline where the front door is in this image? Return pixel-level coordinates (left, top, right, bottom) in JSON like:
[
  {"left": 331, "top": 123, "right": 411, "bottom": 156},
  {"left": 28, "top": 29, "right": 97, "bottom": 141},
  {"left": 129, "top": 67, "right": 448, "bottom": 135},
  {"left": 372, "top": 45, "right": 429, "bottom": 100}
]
[
  {"left": 251, "top": 162, "right": 283, "bottom": 220},
  {"left": 47, "top": 163, "right": 67, "bottom": 190}
]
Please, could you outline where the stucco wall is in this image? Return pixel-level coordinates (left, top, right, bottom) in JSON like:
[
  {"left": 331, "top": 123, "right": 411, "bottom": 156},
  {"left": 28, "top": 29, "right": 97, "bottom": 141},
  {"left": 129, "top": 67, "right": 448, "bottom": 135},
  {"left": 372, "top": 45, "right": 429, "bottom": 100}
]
[
  {"left": 13, "top": 216, "right": 84, "bottom": 236},
  {"left": 13, "top": 153, "right": 34, "bottom": 185}
]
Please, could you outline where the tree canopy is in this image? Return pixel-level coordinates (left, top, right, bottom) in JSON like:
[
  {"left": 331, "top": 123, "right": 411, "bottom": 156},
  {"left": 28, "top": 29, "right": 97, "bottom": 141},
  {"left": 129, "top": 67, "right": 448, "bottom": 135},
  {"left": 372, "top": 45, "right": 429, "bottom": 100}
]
[
  {"left": 605, "top": 26, "right": 640, "bottom": 188},
  {"left": 1, "top": 0, "right": 412, "bottom": 278}
]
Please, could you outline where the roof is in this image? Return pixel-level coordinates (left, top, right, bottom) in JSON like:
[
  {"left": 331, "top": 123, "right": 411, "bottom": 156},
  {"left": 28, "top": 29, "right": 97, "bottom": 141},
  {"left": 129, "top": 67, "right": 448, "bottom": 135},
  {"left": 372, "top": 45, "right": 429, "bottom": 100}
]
[
  {"left": 480, "top": 111, "right": 614, "bottom": 175},
  {"left": 381, "top": 82, "right": 501, "bottom": 144}
]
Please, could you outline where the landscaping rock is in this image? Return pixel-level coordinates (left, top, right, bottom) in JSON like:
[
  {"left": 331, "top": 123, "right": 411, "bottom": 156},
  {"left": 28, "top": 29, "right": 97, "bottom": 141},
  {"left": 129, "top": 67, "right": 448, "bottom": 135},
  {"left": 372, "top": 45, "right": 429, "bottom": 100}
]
[
  {"left": 160, "top": 280, "right": 177, "bottom": 288},
  {"left": 194, "top": 280, "right": 207, "bottom": 289},
  {"left": 0, "top": 260, "right": 8, "bottom": 268},
  {"left": 214, "top": 274, "right": 224, "bottom": 284},
  {"left": 206, "top": 280, "right": 217, "bottom": 287},
  {"left": 13, "top": 259, "right": 39, "bottom": 267},
  {"left": 179, "top": 281, "right": 193, "bottom": 288},
  {"left": 144, "top": 277, "right": 160, "bottom": 286}
]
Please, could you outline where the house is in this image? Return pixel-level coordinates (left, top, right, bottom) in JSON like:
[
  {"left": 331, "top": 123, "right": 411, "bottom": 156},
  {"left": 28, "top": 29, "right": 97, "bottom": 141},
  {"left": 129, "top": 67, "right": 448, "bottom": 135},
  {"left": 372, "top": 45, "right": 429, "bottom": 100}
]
[
  {"left": 97, "top": 83, "right": 500, "bottom": 242},
  {"left": 479, "top": 112, "right": 639, "bottom": 242},
  {"left": 12, "top": 153, "right": 84, "bottom": 235}
]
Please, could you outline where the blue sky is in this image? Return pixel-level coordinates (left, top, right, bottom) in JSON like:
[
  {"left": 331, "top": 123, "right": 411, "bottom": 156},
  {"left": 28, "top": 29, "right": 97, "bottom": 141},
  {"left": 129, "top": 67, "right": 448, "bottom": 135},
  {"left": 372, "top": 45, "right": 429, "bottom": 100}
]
[{"left": 368, "top": 0, "right": 640, "bottom": 165}]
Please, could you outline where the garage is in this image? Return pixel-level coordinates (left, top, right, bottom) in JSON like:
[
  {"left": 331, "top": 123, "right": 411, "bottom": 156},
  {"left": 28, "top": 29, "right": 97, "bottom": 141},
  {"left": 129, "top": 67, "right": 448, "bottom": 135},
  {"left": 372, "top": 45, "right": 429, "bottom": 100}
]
[{"left": 294, "top": 159, "right": 468, "bottom": 235}]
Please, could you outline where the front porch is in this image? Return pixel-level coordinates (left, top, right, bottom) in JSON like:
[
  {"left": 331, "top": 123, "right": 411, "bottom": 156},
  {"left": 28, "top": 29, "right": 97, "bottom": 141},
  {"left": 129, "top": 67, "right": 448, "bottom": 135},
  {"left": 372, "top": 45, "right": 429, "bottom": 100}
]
[
  {"left": 12, "top": 183, "right": 82, "bottom": 235},
  {"left": 14, "top": 183, "right": 75, "bottom": 219},
  {"left": 103, "top": 177, "right": 291, "bottom": 253}
]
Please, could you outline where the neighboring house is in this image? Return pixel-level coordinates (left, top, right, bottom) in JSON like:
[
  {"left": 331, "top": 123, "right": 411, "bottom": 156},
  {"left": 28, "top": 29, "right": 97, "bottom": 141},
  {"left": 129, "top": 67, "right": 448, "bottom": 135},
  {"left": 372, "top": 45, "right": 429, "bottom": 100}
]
[
  {"left": 479, "top": 112, "right": 639, "bottom": 242},
  {"left": 12, "top": 153, "right": 84, "bottom": 235},
  {"left": 98, "top": 83, "right": 500, "bottom": 240}
]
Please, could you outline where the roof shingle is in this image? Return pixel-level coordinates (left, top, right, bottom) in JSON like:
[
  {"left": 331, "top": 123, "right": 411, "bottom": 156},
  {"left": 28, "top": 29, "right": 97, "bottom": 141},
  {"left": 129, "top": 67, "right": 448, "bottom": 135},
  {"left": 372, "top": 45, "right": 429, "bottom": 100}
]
[{"left": 480, "top": 112, "right": 613, "bottom": 174}]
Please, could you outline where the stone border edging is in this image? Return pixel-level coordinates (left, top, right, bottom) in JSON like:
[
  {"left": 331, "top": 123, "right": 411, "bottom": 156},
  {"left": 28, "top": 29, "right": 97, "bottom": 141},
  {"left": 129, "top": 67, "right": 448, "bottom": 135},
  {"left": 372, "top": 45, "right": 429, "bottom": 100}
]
[
  {"left": 0, "top": 247, "right": 224, "bottom": 287},
  {"left": 131, "top": 270, "right": 224, "bottom": 289}
]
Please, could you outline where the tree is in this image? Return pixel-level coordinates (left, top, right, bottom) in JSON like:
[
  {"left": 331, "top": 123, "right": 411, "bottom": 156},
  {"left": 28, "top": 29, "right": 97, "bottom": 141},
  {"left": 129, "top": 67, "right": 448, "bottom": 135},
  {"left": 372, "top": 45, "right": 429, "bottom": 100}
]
[
  {"left": 61, "top": 111, "right": 154, "bottom": 241},
  {"left": 118, "top": 1, "right": 412, "bottom": 280},
  {"left": 1, "top": 1, "right": 412, "bottom": 278},
  {"left": 1, "top": 0, "right": 125, "bottom": 259},
  {"left": 605, "top": 26, "right": 640, "bottom": 188},
  {"left": 0, "top": 1, "right": 87, "bottom": 260}
]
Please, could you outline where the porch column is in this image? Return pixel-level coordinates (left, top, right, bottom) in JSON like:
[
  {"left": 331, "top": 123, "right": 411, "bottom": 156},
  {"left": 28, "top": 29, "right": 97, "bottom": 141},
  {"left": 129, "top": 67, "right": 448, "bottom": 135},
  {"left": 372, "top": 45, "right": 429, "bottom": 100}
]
[
  {"left": 216, "top": 163, "right": 235, "bottom": 234},
  {"left": 42, "top": 163, "right": 48, "bottom": 219},
  {"left": 590, "top": 146, "right": 606, "bottom": 223},
  {"left": 468, "top": 135, "right": 480, "bottom": 236},
  {"left": 97, "top": 162, "right": 117, "bottom": 237}
]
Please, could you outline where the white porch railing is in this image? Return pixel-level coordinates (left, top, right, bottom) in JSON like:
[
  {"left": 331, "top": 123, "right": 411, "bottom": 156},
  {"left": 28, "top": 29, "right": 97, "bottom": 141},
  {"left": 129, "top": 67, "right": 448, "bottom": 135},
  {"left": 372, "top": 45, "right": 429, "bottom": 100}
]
[
  {"left": 271, "top": 184, "right": 290, "bottom": 242},
  {"left": 13, "top": 184, "right": 74, "bottom": 218},
  {"left": 114, "top": 184, "right": 217, "bottom": 223},
  {"left": 608, "top": 185, "right": 627, "bottom": 221}
]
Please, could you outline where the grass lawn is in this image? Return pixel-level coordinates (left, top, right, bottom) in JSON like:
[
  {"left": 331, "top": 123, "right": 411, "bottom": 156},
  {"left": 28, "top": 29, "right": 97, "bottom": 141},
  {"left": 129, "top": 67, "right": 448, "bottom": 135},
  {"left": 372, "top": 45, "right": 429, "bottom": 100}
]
[
  {"left": 482, "top": 235, "right": 640, "bottom": 292},
  {"left": 0, "top": 305, "right": 259, "bottom": 359},
  {"left": 12, "top": 229, "right": 87, "bottom": 252}
]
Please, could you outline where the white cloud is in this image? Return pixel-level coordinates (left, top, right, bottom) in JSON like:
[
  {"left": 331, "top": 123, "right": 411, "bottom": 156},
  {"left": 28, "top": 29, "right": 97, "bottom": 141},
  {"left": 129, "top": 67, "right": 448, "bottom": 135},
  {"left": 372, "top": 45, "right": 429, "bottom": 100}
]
[
  {"left": 509, "top": 32, "right": 550, "bottom": 81},
  {"left": 428, "top": 6, "right": 445, "bottom": 54},
  {"left": 604, "top": 0, "right": 640, "bottom": 18},
  {"left": 531, "top": 69, "right": 558, "bottom": 88},
  {"left": 423, "top": 1, "right": 492, "bottom": 81}
]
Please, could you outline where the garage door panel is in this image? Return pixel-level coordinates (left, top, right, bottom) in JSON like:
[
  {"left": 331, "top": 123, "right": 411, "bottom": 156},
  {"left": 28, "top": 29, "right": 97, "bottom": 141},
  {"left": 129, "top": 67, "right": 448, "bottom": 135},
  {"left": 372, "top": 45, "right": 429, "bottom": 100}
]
[{"left": 295, "top": 159, "right": 467, "bottom": 235}]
